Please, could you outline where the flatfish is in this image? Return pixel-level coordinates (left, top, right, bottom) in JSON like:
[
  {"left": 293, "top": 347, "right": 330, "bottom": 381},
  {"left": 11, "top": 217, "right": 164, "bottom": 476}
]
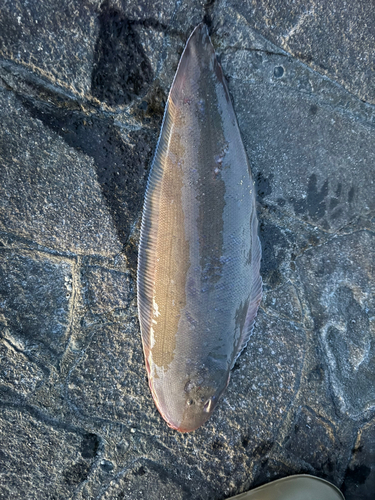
[{"left": 137, "top": 23, "right": 262, "bottom": 432}]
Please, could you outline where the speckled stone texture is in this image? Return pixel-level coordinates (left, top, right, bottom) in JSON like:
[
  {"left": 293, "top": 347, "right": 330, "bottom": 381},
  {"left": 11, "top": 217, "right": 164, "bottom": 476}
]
[{"left": 0, "top": 1, "right": 374, "bottom": 499}]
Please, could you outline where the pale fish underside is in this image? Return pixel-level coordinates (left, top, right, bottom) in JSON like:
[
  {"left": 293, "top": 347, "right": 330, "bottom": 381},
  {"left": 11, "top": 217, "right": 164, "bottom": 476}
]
[{"left": 137, "top": 23, "right": 262, "bottom": 432}]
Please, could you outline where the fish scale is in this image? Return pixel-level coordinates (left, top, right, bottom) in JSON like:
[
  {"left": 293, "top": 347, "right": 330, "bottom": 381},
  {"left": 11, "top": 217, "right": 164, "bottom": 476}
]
[{"left": 137, "top": 23, "right": 262, "bottom": 432}]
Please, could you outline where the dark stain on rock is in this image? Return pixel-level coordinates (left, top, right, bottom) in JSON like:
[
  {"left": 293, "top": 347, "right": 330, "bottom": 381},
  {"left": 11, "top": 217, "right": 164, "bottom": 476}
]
[
  {"left": 136, "top": 85, "right": 167, "bottom": 123},
  {"left": 232, "top": 360, "right": 241, "bottom": 371},
  {"left": 296, "top": 52, "right": 313, "bottom": 64},
  {"left": 63, "top": 461, "right": 90, "bottom": 485},
  {"left": 212, "top": 440, "right": 225, "bottom": 449},
  {"left": 81, "top": 433, "right": 100, "bottom": 459},
  {"left": 259, "top": 221, "right": 288, "bottom": 287},
  {"left": 203, "top": 0, "right": 216, "bottom": 28},
  {"left": 307, "top": 233, "right": 320, "bottom": 247},
  {"left": 329, "top": 197, "right": 339, "bottom": 210},
  {"left": 134, "top": 466, "right": 147, "bottom": 476},
  {"left": 277, "top": 198, "right": 286, "bottom": 207},
  {"left": 252, "top": 441, "right": 274, "bottom": 458},
  {"left": 241, "top": 436, "right": 250, "bottom": 448},
  {"left": 255, "top": 172, "right": 273, "bottom": 201},
  {"left": 309, "top": 104, "right": 318, "bottom": 115},
  {"left": 330, "top": 207, "right": 343, "bottom": 220},
  {"left": 318, "top": 61, "right": 329, "bottom": 71},
  {"left": 341, "top": 436, "right": 375, "bottom": 497},
  {"left": 348, "top": 186, "right": 355, "bottom": 203},
  {"left": 335, "top": 183, "right": 342, "bottom": 197},
  {"left": 92, "top": 2, "right": 154, "bottom": 106},
  {"left": 290, "top": 174, "right": 328, "bottom": 220},
  {"left": 289, "top": 196, "right": 306, "bottom": 215},
  {"left": 306, "top": 174, "right": 328, "bottom": 218},
  {"left": 352, "top": 444, "right": 364, "bottom": 456},
  {"left": 17, "top": 94, "right": 153, "bottom": 247},
  {"left": 342, "top": 464, "right": 371, "bottom": 491},
  {"left": 308, "top": 364, "right": 324, "bottom": 383}
]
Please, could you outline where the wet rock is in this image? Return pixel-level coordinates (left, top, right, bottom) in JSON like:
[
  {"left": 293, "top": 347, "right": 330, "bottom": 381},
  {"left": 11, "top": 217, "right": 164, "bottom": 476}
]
[
  {"left": 228, "top": 313, "right": 305, "bottom": 442},
  {"left": 342, "top": 420, "right": 375, "bottom": 500}
]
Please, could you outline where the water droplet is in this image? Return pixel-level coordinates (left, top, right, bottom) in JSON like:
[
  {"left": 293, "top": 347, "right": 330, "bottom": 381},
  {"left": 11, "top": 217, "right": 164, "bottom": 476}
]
[{"left": 274, "top": 66, "right": 284, "bottom": 78}]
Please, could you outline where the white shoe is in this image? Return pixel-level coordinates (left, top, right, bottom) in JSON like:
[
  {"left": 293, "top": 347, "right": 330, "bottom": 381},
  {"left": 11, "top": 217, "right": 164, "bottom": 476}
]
[{"left": 227, "top": 474, "right": 345, "bottom": 500}]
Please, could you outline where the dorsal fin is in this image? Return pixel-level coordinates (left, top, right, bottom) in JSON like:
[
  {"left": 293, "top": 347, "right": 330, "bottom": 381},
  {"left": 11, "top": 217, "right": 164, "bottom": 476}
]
[{"left": 234, "top": 233, "right": 262, "bottom": 364}]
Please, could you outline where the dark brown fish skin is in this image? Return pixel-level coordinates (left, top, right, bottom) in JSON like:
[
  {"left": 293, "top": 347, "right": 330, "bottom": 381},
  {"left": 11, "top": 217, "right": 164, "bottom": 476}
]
[{"left": 137, "top": 24, "right": 262, "bottom": 432}]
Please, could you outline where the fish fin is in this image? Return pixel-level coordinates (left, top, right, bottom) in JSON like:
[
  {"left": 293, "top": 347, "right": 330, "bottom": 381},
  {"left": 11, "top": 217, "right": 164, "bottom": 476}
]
[
  {"left": 233, "top": 234, "right": 262, "bottom": 364},
  {"left": 137, "top": 102, "right": 174, "bottom": 351}
]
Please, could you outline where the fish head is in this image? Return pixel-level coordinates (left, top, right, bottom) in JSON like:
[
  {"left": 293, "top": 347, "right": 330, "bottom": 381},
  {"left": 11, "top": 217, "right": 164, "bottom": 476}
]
[
  {"left": 178, "top": 371, "right": 230, "bottom": 432},
  {"left": 151, "top": 360, "right": 230, "bottom": 433}
]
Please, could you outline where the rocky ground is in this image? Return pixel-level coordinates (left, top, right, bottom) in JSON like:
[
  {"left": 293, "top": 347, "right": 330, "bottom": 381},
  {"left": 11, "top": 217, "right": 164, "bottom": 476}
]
[{"left": 0, "top": 1, "right": 374, "bottom": 499}]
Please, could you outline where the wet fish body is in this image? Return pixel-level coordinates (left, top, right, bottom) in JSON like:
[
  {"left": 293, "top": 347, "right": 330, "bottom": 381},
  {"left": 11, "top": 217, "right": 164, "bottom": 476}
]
[{"left": 137, "top": 24, "right": 262, "bottom": 432}]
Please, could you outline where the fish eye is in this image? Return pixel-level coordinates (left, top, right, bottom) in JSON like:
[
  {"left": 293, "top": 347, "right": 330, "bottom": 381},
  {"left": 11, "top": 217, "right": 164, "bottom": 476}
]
[
  {"left": 187, "top": 399, "right": 194, "bottom": 406},
  {"left": 184, "top": 380, "right": 194, "bottom": 393}
]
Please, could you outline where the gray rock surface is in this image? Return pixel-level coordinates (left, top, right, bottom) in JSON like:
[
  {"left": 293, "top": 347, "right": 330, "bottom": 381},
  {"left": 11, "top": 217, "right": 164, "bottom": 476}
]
[{"left": 0, "top": 1, "right": 374, "bottom": 499}]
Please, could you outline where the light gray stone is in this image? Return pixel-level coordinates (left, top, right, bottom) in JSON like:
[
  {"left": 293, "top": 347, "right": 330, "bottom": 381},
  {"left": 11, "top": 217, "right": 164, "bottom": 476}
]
[
  {"left": 0, "top": 250, "right": 73, "bottom": 367},
  {"left": 0, "top": 0, "right": 100, "bottom": 97},
  {"left": 224, "top": 0, "right": 375, "bottom": 104},
  {"left": 0, "top": 338, "right": 44, "bottom": 396},
  {"left": 0, "top": 90, "right": 121, "bottom": 257},
  {"left": 81, "top": 266, "right": 133, "bottom": 318},
  {"left": 0, "top": 406, "right": 100, "bottom": 500},
  {"left": 297, "top": 232, "right": 375, "bottom": 417}
]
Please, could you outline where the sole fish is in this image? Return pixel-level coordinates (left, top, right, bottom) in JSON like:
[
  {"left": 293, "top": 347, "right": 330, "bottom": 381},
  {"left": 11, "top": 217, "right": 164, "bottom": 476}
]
[{"left": 137, "top": 23, "right": 262, "bottom": 432}]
